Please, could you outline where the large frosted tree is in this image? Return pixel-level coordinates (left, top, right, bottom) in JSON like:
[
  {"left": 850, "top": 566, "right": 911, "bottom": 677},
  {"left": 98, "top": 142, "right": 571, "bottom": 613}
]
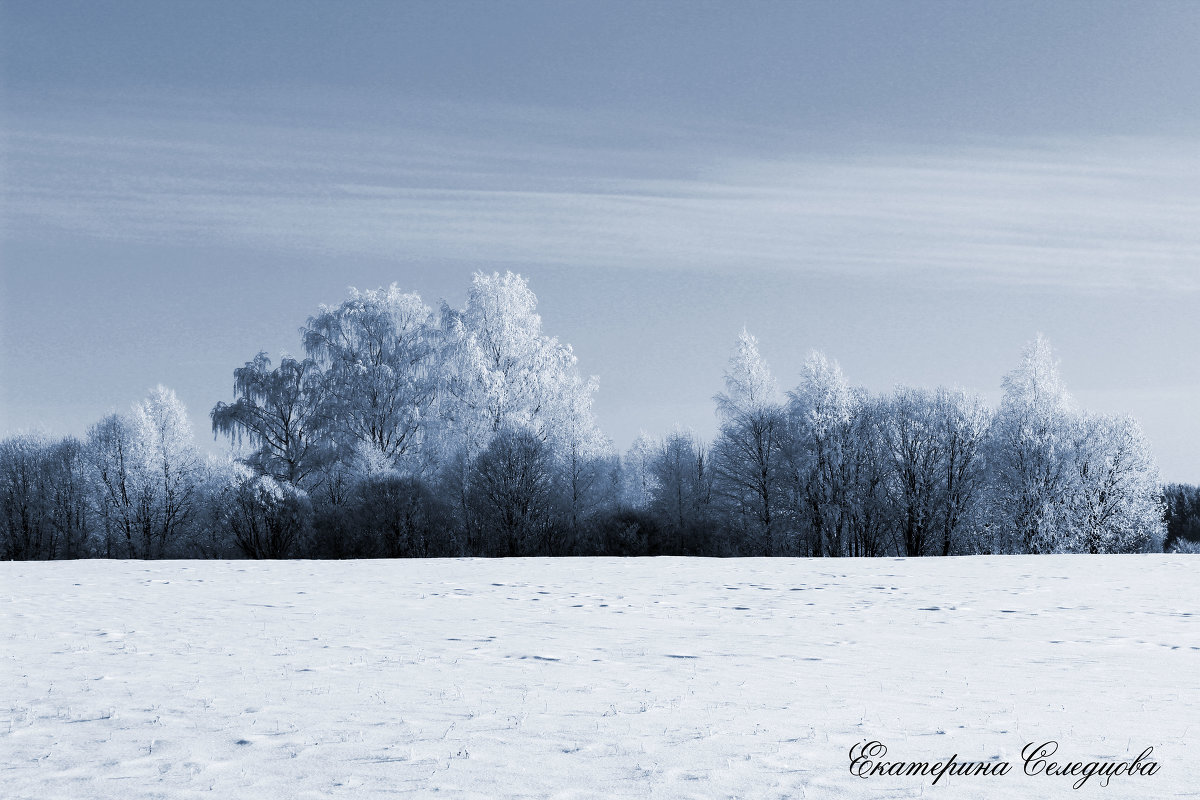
[
  {"left": 990, "top": 335, "right": 1077, "bottom": 553},
  {"left": 302, "top": 285, "right": 439, "bottom": 474},
  {"left": 441, "top": 272, "right": 601, "bottom": 452},
  {"left": 438, "top": 272, "right": 605, "bottom": 529}
]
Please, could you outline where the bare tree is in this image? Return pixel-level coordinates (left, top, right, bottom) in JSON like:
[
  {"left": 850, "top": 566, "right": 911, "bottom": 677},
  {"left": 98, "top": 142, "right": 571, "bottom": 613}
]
[
  {"left": 223, "top": 469, "right": 312, "bottom": 559},
  {"left": 43, "top": 437, "right": 92, "bottom": 558},
  {"left": 935, "top": 388, "right": 991, "bottom": 555},
  {"left": 881, "top": 387, "right": 944, "bottom": 556},
  {"left": 468, "top": 426, "right": 559, "bottom": 556},
  {"left": 87, "top": 415, "right": 140, "bottom": 558},
  {"left": 0, "top": 435, "right": 52, "bottom": 560},
  {"left": 649, "top": 429, "right": 713, "bottom": 554}
]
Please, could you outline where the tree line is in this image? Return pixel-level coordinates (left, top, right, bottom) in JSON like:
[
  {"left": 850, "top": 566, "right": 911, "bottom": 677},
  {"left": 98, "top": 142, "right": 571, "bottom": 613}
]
[{"left": 2, "top": 272, "right": 1190, "bottom": 560}]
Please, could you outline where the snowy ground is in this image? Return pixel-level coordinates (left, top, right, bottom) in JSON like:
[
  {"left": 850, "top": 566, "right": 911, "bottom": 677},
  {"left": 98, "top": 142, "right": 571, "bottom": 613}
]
[{"left": 2, "top": 556, "right": 1196, "bottom": 799}]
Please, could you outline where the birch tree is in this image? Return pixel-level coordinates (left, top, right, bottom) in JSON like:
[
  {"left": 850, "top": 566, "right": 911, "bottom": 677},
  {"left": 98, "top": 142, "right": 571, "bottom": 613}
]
[
  {"left": 211, "top": 353, "right": 329, "bottom": 486},
  {"left": 303, "top": 285, "right": 439, "bottom": 474},
  {"left": 132, "top": 385, "right": 203, "bottom": 558},
  {"left": 441, "top": 272, "right": 601, "bottom": 450},
  {"left": 1067, "top": 413, "right": 1164, "bottom": 553},
  {"left": 711, "top": 329, "right": 787, "bottom": 554},
  {"left": 621, "top": 432, "right": 659, "bottom": 509},
  {"left": 990, "top": 335, "right": 1076, "bottom": 553},
  {"left": 785, "top": 351, "right": 857, "bottom": 556},
  {"left": 439, "top": 272, "right": 604, "bottom": 531}
]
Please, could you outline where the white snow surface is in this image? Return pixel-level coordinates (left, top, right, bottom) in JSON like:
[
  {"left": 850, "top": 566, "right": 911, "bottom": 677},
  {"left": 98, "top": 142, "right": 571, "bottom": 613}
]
[{"left": 2, "top": 556, "right": 1196, "bottom": 799}]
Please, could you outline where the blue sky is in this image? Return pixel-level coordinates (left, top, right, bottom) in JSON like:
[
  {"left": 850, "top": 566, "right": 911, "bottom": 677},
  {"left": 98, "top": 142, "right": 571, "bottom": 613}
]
[{"left": 2, "top": 1, "right": 1198, "bottom": 480}]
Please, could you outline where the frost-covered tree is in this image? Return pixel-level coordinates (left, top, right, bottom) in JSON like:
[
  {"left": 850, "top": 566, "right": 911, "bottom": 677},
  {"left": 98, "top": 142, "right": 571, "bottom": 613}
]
[
  {"left": 211, "top": 353, "right": 329, "bottom": 486},
  {"left": 989, "top": 335, "right": 1077, "bottom": 553},
  {"left": 621, "top": 432, "right": 659, "bottom": 509},
  {"left": 559, "top": 413, "right": 614, "bottom": 541},
  {"left": 547, "top": 362, "right": 612, "bottom": 540},
  {"left": 438, "top": 272, "right": 604, "bottom": 534},
  {"left": 711, "top": 329, "right": 788, "bottom": 554},
  {"left": 785, "top": 351, "right": 859, "bottom": 556},
  {"left": 0, "top": 434, "right": 95, "bottom": 560},
  {"left": 844, "top": 391, "right": 894, "bottom": 557},
  {"left": 303, "top": 285, "right": 439, "bottom": 474},
  {"left": 1164, "top": 484, "right": 1200, "bottom": 553},
  {"left": 84, "top": 388, "right": 202, "bottom": 559},
  {"left": 1067, "top": 413, "right": 1164, "bottom": 553},
  {"left": 132, "top": 385, "right": 204, "bottom": 558},
  {"left": 43, "top": 437, "right": 92, "bottom": 559},
  {"left": 715, "top": 328, "right": 779, "bottom": 417},
  {"left": 440, "top": 272, "right": 601, "bottom": 452}
]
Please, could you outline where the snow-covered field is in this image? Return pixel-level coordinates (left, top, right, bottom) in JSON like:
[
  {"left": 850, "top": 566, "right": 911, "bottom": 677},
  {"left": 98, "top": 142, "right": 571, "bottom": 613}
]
[{"left": 2, "top": 557, "right": 1196, "bottom": 799}]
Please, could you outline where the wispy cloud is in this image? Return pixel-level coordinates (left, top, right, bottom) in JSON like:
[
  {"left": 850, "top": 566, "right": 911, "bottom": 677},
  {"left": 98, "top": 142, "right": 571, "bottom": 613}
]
[{"left": 4, "top": 97, "right": 1199, "bottom": 291}]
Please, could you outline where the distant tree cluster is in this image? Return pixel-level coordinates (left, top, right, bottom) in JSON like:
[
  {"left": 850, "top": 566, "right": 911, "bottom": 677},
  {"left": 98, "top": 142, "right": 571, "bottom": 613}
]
[
  {"left": 1, "top": 386, "right": 206, "bottom": 560},
  {"left": 672, "top": 330, "right": 1166, "bottom": 557},
  {"left": 0, "top": 273, "right": 1175, "bottom": 560},
  {"left": 1164, "top": 484, "right": 1200, "bottom": 553}
]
